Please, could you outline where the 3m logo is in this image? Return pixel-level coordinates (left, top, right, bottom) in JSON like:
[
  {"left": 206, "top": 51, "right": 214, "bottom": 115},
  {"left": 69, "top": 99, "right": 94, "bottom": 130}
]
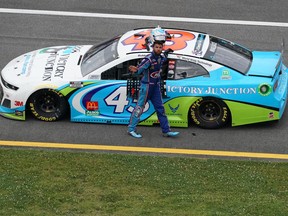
[
  {"left": 86, "top": 101, "right": 98, "bottom": 111},
  {"left": 14, "top": 101, "right": 23, "bottom": 106}
]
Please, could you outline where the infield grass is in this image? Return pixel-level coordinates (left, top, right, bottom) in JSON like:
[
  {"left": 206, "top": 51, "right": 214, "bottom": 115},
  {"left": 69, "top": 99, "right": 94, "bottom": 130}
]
[{"left": 0, "top": 149, "right": 288, "bottom": 216}]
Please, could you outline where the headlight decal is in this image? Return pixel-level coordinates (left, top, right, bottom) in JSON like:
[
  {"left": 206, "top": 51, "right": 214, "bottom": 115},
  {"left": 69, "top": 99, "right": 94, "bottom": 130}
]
[{"left": 0, "top": 76, "right": 19, "bottom": 90}]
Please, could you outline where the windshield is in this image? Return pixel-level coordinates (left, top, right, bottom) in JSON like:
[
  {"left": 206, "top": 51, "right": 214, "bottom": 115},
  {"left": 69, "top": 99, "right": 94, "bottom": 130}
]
[
  {"left": 204, "top": 36, "right": 252, "bottom": 74},
  {"left": 81, "top": 37, "right": 119, "bottom": 76}
]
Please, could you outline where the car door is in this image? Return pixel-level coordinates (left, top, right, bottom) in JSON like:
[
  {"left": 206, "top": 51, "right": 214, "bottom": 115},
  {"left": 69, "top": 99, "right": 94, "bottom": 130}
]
[{"left": 69, "top": 58, "right": 156, "bottom": 124}]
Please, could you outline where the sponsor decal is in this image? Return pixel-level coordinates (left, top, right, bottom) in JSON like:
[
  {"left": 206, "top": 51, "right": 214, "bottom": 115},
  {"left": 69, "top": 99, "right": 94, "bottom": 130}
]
[
  {"left": 42, "top": 53, "right": 69, "bottom": 81},
  {"left": 26, "top": 51, "right": 36, "bottom": 77},
  {"left": 222, "top": 107, "right": 229, "bottom": 122},
  {"left": 197, "top": 59, "right": 212, "bottom": 67},
  {"left": 138, "top": 54, "right": 147, "bottom": 57},
  {"left": 39, "top": 46, "right": 82, "bottom": 55},
  {"left": 210, "top": 42, "right": 217, "bottom": 53},
  {"left": 54, "top": 54, "right": 70, "bottom": 78},
  {"left": 193, "top": 34, "right": 206, "bottom": 55},
  {"left": 14, "top": 101, "right": 23, "bottom": 107},
  {"left": 70, "top": 81, "right": 83, "bottom": 88},
  {"left": 168, "top": 104, "right": 180, "bottom": 113},
  {"left": 43, "top": 52, "right": 57, "bottom": 81},
  {"left": 86, "top": 110, "right": 100, "bottom": 116},
  {"left": 257, "top": 83, "right": 272, "bottom": 96},
  {"left": 21, "top": 54, "right": 31, "bottom": 75},
  {"left": 168, "top": 60, "right": 176, "bottom": 79},
  {"left": 179, "top": 56, "right": 212, "bottom": 67},
  {"left": 150, "top": 71, "right": 160, "bottom": 78},
  {"left": 221, "top": 70, "right": 232, "bottom": 80},
  {"left": 35, "top": 84, "right": 58, "bottom": 89},
  {"left": 180, "top": 56, "right": 197, "bottom": 64},
  {"left": 41, "top": 46, "right": 82, "bottom": 81},
  {"left": 85, "top": 101, "right": 100, "bottom": 116},
  {"left": 167, "top": 70, "right": 175, "bottom": 79},
  {"left": 88, "top": 75, "right": 100, "bottom": 80},
  {"left": 86, "top": 101, "right": 99, "bottom": 111},
  {"left": 168, "top": 60, "right": 176, "bottom": 69},
  {"left": 15, "top": 110, "right": 24, "bottom": 116},
  {"left": 269, "top": 112, "right": 274, "bottom": 119},
  {"left": 167, "top": 86, "right": 257, "bottom": 95}
]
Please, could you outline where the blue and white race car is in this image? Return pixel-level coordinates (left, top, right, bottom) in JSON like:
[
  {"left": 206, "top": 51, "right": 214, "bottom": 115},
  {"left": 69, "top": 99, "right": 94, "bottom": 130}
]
[{"left": 0, "top": 27, "right": 287, "bottom": 129}]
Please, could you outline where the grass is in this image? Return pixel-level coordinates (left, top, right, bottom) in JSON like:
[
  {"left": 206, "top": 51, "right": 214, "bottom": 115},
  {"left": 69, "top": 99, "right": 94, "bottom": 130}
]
[{"left": 0, "top": 149, "right": 288, "bottom": 216}]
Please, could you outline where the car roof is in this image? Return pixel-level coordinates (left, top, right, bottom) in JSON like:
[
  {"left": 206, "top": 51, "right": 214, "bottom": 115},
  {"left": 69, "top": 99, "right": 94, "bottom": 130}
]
[{"left": 117, "top": 27, "right": 210, "bottom": 58}]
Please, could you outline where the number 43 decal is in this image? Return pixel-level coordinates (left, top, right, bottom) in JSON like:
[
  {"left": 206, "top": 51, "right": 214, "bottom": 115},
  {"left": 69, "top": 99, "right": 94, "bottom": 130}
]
[
  {"left": 122, "top": 30, "right": 195, "bottom": 51},
  {"left": 104, "top": 86, "right": 149, "bottom": 113}
]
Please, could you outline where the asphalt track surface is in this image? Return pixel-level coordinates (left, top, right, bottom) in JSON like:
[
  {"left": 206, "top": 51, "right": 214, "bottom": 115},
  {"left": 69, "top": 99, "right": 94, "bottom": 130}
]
[{"left": 1, "top": 1, "right": 288, "bottom": 160}]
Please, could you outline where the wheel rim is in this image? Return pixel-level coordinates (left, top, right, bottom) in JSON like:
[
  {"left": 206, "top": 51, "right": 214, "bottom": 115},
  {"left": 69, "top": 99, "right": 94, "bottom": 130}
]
[
  {"left": 198, "top": 101, "right": 221, "bottom": 121},
  {"left": 37, "top": 92, "right": 59, "bottom": 113}
]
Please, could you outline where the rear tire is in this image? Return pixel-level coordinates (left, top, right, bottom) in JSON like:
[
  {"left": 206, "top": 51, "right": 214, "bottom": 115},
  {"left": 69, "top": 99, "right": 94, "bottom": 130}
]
[
  {"left": 190, "top": 97, "right": 230, "bottom": 129},
  {"left": 28, "top": 89, "right": 68, "bottom": 121}
]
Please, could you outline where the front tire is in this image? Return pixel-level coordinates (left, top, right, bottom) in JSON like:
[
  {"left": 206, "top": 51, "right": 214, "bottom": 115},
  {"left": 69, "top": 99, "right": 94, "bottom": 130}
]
[
  {"left": 28, "top": 89, "right": 68, "bottom": 121},
  {"left": 190, "top": 97, "right": 231, "bottom": 129}
]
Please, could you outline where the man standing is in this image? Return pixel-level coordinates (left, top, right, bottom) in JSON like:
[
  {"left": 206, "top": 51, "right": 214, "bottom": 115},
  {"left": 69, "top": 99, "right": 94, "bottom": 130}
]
[{"left": 127, "top": 37, "right": 180, "bottom": 138}]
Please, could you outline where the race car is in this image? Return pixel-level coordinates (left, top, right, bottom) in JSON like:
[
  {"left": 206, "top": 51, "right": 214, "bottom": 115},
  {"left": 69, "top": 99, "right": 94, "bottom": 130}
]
[{"left": 0, "top": 27, "right": 288, "bottom": 129}]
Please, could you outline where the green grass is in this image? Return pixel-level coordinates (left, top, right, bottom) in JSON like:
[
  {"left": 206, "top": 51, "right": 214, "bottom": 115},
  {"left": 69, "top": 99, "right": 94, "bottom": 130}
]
[{"left": 0, "top": 149, "right": 288, "bottom": 216}]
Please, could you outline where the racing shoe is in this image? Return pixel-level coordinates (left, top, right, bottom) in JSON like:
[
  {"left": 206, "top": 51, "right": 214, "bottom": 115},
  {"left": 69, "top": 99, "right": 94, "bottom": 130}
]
[
  {"left": 128, "top": 131, "right": 142, "bottom": 138},
  {"left": 163, "top": 131, "right": 180, "bottom": 137}
]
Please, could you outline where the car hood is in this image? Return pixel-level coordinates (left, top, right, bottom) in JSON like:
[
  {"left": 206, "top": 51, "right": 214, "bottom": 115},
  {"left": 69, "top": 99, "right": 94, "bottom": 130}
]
[
  {"left": 247, "top": 51, "right": 281, "bottom": 77},
  {"left": 1, "top": 45, "right": 92, "bottom": 85}
]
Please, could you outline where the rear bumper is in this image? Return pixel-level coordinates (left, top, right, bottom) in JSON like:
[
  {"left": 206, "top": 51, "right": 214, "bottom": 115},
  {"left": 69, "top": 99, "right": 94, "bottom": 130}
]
[
  {"left": 276, "top": 64, "right": 288, "bottom": 118},
  {"left": 227, "top": 64, "right": 288, "bottom": 127}
]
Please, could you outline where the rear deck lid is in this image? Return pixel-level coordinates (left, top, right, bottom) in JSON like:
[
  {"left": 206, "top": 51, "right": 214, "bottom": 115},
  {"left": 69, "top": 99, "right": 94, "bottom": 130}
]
[{"left": 247, "top": 51, "right": 281, "bottom": 77}]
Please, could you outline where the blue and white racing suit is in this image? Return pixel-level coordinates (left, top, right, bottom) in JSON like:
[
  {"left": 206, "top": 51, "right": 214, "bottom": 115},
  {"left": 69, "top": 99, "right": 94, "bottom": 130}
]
[{"left": 128, "top": 51, "right": 171, "bottom": 133}]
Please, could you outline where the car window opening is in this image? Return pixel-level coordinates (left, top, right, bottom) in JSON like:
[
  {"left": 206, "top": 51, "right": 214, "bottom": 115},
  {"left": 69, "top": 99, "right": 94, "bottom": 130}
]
[
  {"left": 204, "top": 36, "right": 253, "bottom": 74},
  {"left": 81, "top": 37, "right": 120, "bottom": 77}
]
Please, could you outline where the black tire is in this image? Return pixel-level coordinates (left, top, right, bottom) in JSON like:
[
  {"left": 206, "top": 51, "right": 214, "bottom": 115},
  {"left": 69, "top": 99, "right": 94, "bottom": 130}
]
[
  {"left": 28, "top": 89, "right": 68, "bottom": 121},
  {"left": 190, "top": 97, "right": 231, "bottom": 129}
]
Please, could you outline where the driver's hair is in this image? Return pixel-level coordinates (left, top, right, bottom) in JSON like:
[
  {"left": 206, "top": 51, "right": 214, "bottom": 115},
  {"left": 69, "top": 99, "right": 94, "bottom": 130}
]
[{"left": 152, "top": 41, "right": 164, "bottom": 47}]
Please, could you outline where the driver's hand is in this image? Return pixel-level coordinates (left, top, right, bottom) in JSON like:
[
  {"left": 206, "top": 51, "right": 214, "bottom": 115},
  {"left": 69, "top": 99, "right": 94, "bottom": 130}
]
[
  {"left": 129, "top": 65, "right": 138, "bottom": 73},
  {"left": 164, "top": 48, "right": 174, "bottom": 57}
]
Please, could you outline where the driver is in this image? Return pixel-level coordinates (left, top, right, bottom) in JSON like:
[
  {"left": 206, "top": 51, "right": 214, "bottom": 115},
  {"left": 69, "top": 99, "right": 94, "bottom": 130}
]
[{"left": 127, "top": 26, "right": 179, "bottom": 138}]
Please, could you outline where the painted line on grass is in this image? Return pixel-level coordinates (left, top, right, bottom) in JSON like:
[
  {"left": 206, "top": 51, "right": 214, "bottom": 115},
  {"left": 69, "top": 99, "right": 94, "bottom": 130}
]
[
  {"left": 1, "top": 8, "right": 288, "bottom": 27},
  {"left": 1, "top": 140, "right": 288, "bottom": 160}
]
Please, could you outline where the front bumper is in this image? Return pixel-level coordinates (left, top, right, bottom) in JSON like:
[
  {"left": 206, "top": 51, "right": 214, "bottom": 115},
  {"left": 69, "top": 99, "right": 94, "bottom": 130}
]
[
  {"left": 0, "top": 82, "right": 25, "bottom": 120},
  {"left": 0, "top": 105, "right": 26, "bottom": 120}
]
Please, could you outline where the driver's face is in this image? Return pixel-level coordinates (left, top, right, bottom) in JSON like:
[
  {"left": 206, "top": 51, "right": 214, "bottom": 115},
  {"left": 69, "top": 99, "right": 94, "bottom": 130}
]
[{"left": 153, "top": 43, "right": 163, "bottom": 55}]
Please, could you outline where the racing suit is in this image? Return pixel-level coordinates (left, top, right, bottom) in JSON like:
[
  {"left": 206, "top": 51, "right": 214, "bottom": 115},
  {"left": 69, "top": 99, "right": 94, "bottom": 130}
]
[{"left": 128, "top": 51, "right": 170, "bottom": 133}]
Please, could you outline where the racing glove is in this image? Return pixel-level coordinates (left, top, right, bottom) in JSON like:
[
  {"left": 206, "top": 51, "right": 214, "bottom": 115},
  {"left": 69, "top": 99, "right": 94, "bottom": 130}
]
[{"left": 163, "top": 48, "right": 174, "bottom": 58}]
